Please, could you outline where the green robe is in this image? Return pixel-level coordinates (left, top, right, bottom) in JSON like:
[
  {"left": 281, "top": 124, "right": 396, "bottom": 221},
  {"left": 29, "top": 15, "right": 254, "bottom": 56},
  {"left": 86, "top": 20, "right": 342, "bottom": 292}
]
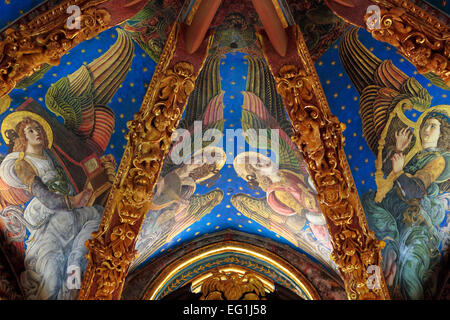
[{"left": 362, "top": 149, "right": 450, "bottom": 299}]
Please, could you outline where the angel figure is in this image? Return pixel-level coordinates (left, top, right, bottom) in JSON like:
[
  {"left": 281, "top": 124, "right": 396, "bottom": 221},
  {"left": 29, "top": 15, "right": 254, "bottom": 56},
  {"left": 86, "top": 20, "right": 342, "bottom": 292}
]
[
  {"left": 339, "top": 28, "right": 450, "bottom": 299},
  {"left": 232, "top": 152, "right": 333, "bottom": 265},
  {"left": 230, "top": 55, "right": 335, "bottom": 271},
  {"left": 0, "top": 112, "right": 101, "bottom": 300},
  {"left": 132, "top": 146, "right": 226, "bottom": 268},
  {"left": 0, "top": 28, "right": 134, "bottom": 299},
  {"left": 131, "top": 55, "right": 226, "bottom": 269}
]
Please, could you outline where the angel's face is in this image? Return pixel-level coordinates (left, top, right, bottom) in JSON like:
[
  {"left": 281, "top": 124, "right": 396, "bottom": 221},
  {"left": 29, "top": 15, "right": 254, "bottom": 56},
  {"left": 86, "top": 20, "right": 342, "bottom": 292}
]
[
  {"left": 420, "top": 118, "right": 441, "bottom": 148},
  {"left": 24, "top": 122, "right": 44, "bottom": 148},
  {"left": 252, "top": 154, "right": 278, "bottom": 176}
]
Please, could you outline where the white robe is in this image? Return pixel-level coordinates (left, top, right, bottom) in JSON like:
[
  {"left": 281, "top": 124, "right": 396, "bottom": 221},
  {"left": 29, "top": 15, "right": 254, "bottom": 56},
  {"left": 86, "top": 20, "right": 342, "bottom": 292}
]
[{"left": 0, "top": 151, "right": 102, "bottom": 300}]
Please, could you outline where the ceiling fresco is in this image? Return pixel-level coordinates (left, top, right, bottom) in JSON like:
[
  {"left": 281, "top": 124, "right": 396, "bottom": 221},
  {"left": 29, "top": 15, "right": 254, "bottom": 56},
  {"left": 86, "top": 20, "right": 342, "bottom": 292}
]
[
  {"left": 0, "top": 23, "right": 155, "bottom": 299},
  {"left": 0, "top": 0, "right": 54, "bottom": 31},
  {"left": 0, "top": 0, "right": 447, "bottom": 301},
  {"left": 131, "top": 51, "right": 337, "bottom": 277},
  {"left": 317, "top": 28, "right": 449, "bottom": 299}
]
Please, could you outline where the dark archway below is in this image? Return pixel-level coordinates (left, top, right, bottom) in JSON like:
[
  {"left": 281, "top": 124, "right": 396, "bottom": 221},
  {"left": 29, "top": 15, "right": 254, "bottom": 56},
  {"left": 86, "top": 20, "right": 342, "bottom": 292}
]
[{"left": 122, "top": 229, "right": 347, "bottom": 300}]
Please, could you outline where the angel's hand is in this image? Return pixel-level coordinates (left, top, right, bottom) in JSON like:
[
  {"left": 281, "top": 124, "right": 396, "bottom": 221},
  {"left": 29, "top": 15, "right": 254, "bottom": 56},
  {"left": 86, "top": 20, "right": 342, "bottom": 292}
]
[
  {"left": 70, "top": 188, "right": 93, "bottom": 208},
  {"left": 384, "top": 249, "right": 397, "bottom": 286},
  {"left": 395, "top": 127, "right": 412, "bottom": 153},
  {"left": 392, "top": 153, "right": 405, "bottom": 173}
]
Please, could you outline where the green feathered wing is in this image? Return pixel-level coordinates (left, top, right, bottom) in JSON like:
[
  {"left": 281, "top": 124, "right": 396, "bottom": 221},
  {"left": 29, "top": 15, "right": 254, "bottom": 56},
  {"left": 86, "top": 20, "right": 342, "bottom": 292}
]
[
  {"left": 241, "top": 55, "right": 308, "bottom": 174},
  {"left": 44, "top": 28, "right": 134, "bottom": 155},
  {"left": 163, "top": 55, "right": 225, "bottom": 176},
  {"left": 131, "top": 189, "right": 224, "bottom": 269},
  {"left": 339, "top": 28, "right": 432, "bottom": 157}
]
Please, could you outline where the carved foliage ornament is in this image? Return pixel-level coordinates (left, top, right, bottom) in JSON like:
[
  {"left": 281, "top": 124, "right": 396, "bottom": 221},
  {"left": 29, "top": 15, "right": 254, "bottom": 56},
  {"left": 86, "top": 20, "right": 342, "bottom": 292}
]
[
  {"left": 265, "top": 26, "right": 390, "bottom": 300},
  {"left": 80, "top": 22, "right": 197, "bottom": 300},
  {"left": 200, "top": 270, "right": 268, "bottom": 300},
  {"left": 365, "top": 0, "right": 449, "bottom": 86},
  {"left": 0, "top": 0, "right": 111, "bottom": 98}
]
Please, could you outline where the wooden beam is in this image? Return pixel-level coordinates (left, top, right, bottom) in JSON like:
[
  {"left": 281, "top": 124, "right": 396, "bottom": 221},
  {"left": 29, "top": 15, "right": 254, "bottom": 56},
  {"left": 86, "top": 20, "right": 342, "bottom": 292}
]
[
  {"left": 251, "top": 0, "right": 288, "bottom": 57},
  {"left": 185, "top": 0, "right": 222, "bottom": 54},
  {"left": 257, "top": 25, "right": 391, "bottom": 300}
]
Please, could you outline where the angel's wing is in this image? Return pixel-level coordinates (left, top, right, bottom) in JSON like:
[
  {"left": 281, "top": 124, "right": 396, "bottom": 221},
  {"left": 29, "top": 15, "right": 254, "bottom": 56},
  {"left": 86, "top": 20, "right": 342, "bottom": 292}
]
[
  {"left": 230, "top": 193, "right": 300, "bottom": 246},
  {"left": 242, "top": 55, "right": 309, "bottom": 173},
  {"left": 245, "top": 55, "right": 293, "bottom": 136},
  {"left": 339, "top": 28, "right": 431, "bottom": 158},
  {"left": 231, "top": 193, "right": 334, "bottom": 268},
  {"left": 132, "top": 189, "right": 224, "bottom": 269},
  {"left": 166, "top": 189, "right": 224, "bottom": 242},
  {"left": 0, "top": 178, "right": 31, "bottom": 211},
  {"left": 179, "top": 55, "right": 223, "bottom": 131},
  {"left": 339, "top": 28, "right": 438, "bottom": 201},
  {"left": 241, "top": 91, "right": 307, "bottom": 174},
  {"left": 162, "top": 55, "right": 224, "bottom": 176},
  {"left": 44, "top": 28, "right": 134, "bottom": 155}
]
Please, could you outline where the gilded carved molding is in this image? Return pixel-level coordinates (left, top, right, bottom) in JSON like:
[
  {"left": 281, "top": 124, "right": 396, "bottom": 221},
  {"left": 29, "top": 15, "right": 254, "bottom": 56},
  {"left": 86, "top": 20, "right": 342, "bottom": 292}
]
[
  {"left": 364, "top": 0, "right": 449, "bottom": 86},
  {"left": 258, "top": 25, "right": 390, "bottom": 300},
  {"left": 142, "top": 240, "right": 321, "bottom": 300},
  {"left": 199, "top": 269, "right": 268, "bottom": 300},
  {"left": 78, "top": 22, "right": 211, "bottom": 300},
  {"left": 0, "top": 0, "right": 112, "bottom": 98}
]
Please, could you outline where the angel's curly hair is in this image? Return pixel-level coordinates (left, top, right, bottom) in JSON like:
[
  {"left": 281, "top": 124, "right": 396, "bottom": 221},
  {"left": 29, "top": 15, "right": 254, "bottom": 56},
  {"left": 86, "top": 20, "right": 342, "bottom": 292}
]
[
  {"left": 245, "top": 173, "right": 260, "bottom": 190},
  {"left": 420, "top": 112, "right": 450, "bottom": 151},
  {"left": 11, "top": 118, "right": 49, "bottom": 153},
  {"left": 188, "top": 162, "right": 220, "bottom": 187}
]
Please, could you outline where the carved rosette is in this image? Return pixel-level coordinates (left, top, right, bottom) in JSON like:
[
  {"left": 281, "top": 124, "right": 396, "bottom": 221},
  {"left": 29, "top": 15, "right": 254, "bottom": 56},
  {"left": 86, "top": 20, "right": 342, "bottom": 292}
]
[
  {"left": 0, "top": 0, "right": 111, "bottom": 97},
  {"left": 365, "top": 0, "right": 449, "bottom": 86},
  {"left": 78, "top": 22, "right": 208, "bottom": 300},
  {"left": 260, "top": 25, "right": 390, "bottom": 300}
]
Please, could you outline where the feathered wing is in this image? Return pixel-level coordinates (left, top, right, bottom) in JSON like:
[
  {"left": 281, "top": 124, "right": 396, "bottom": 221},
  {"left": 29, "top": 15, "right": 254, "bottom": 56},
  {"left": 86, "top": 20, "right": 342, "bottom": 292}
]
[
  {"left": 165, "top": 189, "right": 224, "bottom": 242},
  {"left": 241, "top": 91, "right": 307, "bottom": 174},
  {"left": 242, "top": 55, "right": 309, "bottom": 173},
  {"left": 339, "top": 28, "right": 432, "bottom": 174},
  {"left": 163, "top": 55, "right": 225, "bottom": 176},
  {"left": 230, "top": 193, "right": 331, "bottom": 267},
  {"left": 131, "top": 189, "right": 224, "bottom": 269},
  {"left": 181, "top": 54, "right": 223, "bottom": 129},
  {"left": 44, "top": 28, "right": 135, "bottom": 155},
  {"left": 244, "top": 55, "right": 293, "bottom": 136},
  {"left": 230, "top": 193, "right": 280, "bottom": 231}
]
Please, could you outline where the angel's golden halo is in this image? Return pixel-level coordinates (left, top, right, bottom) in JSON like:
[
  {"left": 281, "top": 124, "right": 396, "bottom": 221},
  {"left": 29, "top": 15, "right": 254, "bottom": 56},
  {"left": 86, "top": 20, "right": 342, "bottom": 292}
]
[{"left": 1, "top": 111, "right": 54, "bottom": 149}]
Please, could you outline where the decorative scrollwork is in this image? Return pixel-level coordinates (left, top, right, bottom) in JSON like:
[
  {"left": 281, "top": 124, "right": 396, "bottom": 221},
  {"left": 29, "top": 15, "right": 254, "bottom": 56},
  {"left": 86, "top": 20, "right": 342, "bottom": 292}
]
[
  {"left": 261, "top": 25, "right": 390, "bottom": 300},
  {"left": 78, "top": 22, "right": 207, "bottom": 300},
  {"left": 0, "top": 0, "right": 111, "bottom": 98},
  {"left": 365, "top": 0, "right": 449, "bottom": 86}
]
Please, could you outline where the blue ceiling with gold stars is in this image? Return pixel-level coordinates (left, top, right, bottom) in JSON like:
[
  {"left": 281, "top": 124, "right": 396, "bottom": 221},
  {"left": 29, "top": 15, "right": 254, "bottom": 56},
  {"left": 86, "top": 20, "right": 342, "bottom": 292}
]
[{"left": 0, "top": 0, "right": 449, "bottom": 301}]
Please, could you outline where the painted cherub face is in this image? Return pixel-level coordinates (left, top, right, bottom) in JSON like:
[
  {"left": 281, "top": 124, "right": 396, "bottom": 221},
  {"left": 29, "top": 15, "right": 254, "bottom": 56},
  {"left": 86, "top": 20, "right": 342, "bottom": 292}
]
[
  {"left": 420, "top": 118, "right": 441, "bottom": 148},
  {"left": 24, "top": 122, "right": 44, "bottom": 148}
]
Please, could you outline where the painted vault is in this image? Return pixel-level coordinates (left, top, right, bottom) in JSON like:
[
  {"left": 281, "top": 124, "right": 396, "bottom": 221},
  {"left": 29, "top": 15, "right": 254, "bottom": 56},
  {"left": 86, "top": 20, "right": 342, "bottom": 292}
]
[{"left": 0, "top": 0, "right": 448, "bottom": 301}]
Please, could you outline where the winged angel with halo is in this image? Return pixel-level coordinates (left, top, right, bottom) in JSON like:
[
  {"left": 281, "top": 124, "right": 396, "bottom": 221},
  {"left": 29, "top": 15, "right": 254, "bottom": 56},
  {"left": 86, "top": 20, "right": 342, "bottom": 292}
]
[
  {"left": 0, "top": 29, "right": 133, "bottom": 299},
  {"left": 231, "top": 56, "right": 336, "bottom": 272},
  {"left": 339, "top": 28, "right": 450, "bottom": 300},
  {"left": 131, "top": 55, "right": 227, "bottom": 269}
]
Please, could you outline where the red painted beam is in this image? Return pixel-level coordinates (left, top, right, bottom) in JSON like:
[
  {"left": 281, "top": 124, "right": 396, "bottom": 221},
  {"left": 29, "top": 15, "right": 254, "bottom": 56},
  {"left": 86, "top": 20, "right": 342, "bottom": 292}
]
[
  {"left": 251, "top": 0, "right": 287, "bottom": 57},
  {"left": 185, "top": 0, "right": 223, "bottom": 54}
]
